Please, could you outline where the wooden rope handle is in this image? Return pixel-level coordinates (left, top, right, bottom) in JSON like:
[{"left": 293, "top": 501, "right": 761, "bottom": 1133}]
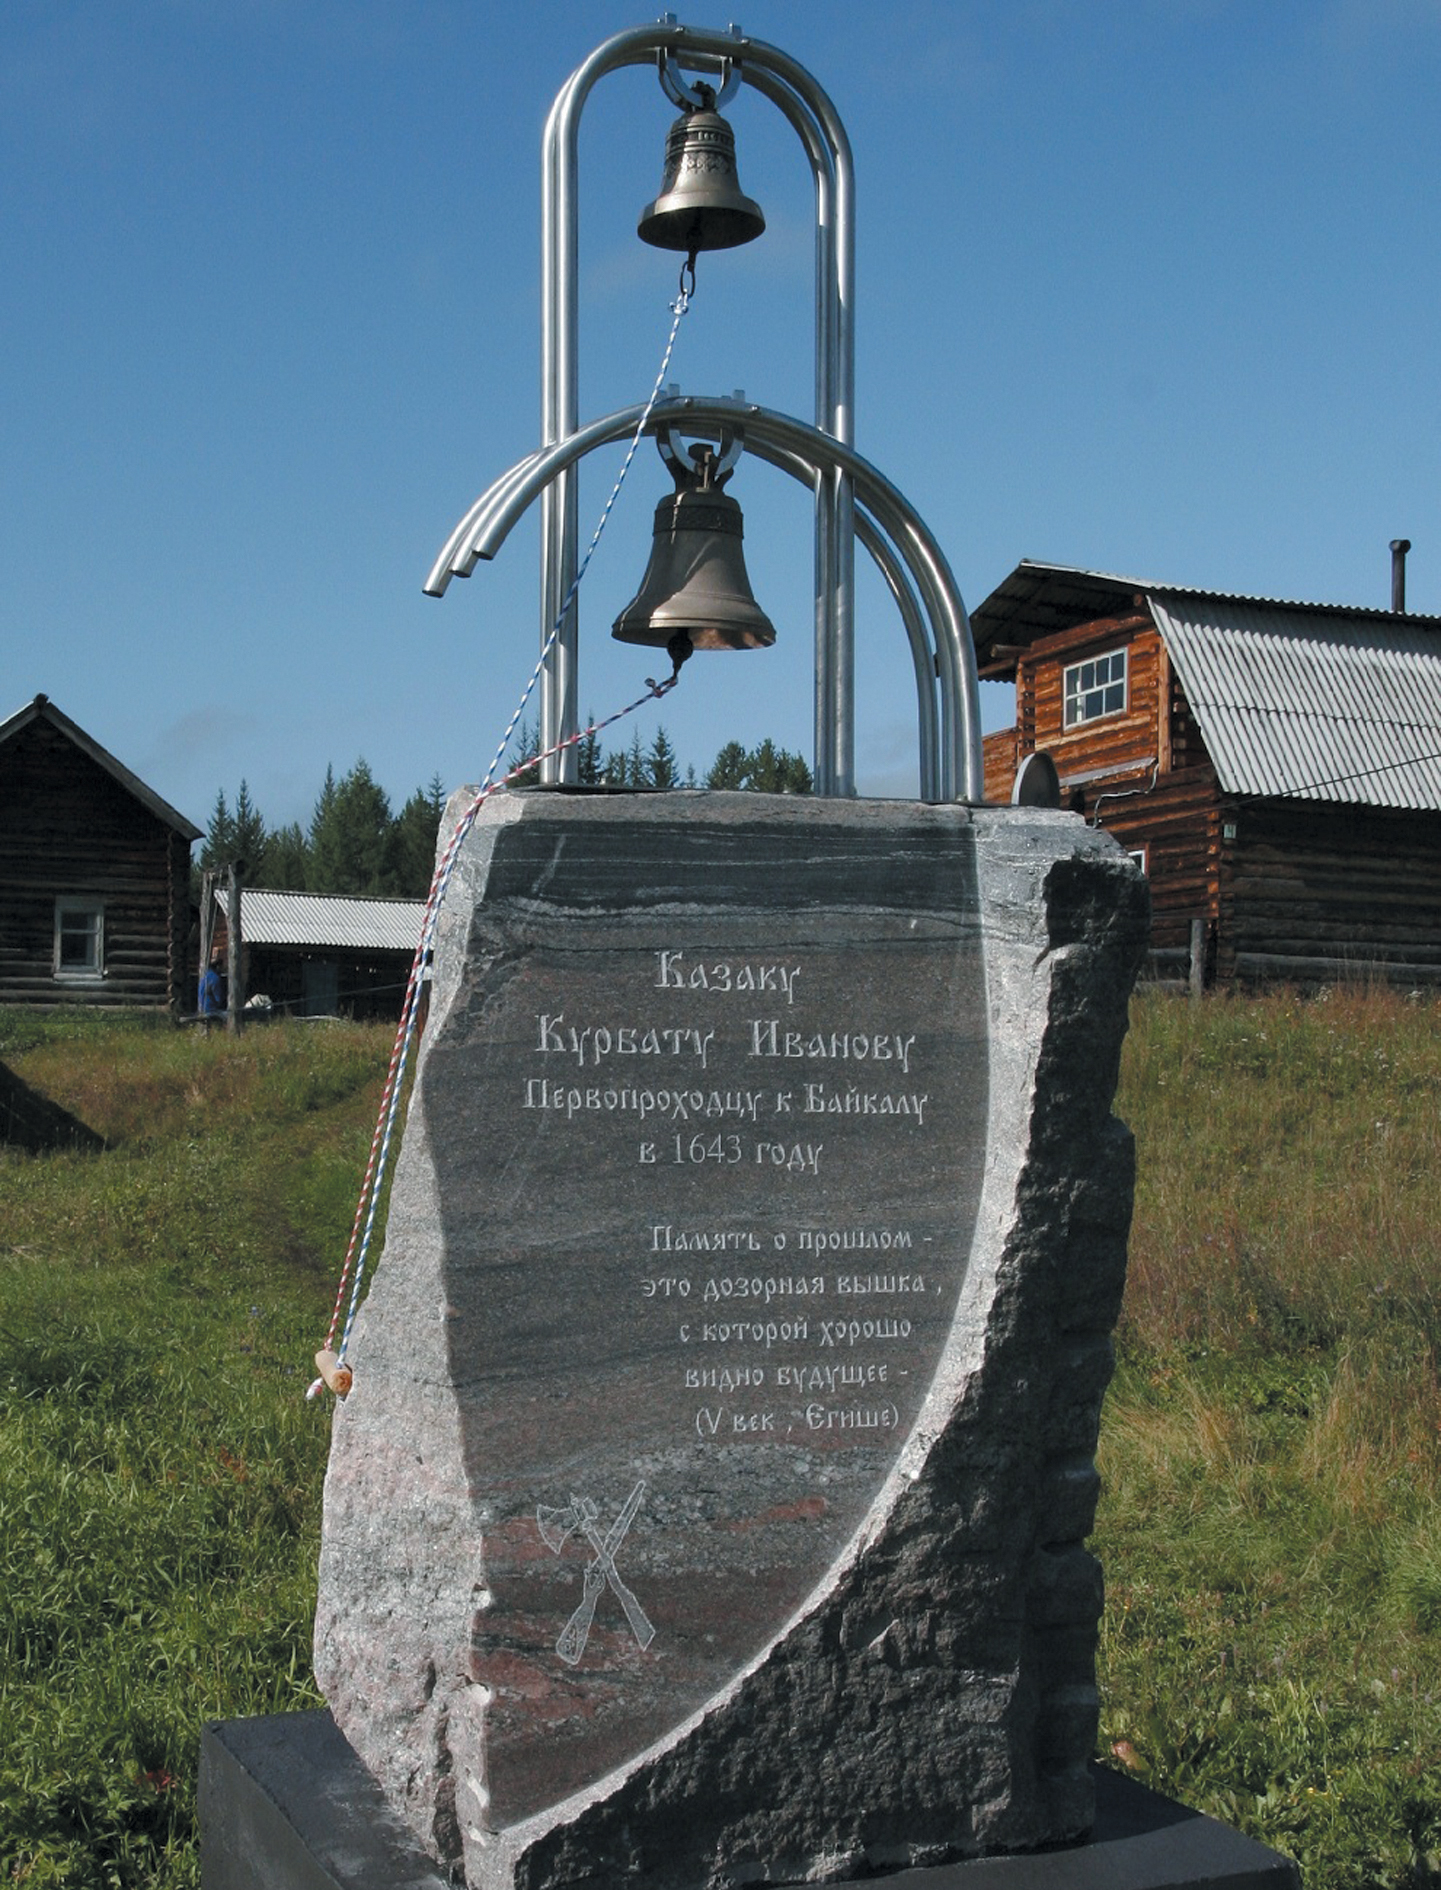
[{"left": 314, "top": 1349, "right": 353, "bottom": 1398}]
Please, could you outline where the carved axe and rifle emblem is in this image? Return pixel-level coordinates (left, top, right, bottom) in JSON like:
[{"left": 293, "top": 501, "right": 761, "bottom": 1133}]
[{"left": 536, "top": 1479, "right": 655, "bottom": 1666}]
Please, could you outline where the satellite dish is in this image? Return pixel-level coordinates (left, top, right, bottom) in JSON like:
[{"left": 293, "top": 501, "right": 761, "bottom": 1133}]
[{"left": 1012, "top": 750, "right": 1061, "bottom": 808}]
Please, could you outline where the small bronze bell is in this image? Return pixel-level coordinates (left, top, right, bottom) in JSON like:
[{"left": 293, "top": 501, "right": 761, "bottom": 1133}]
[
  {"left": 638, "top": 83, "right": 766, "bottom": 254},
  {"left": 613, "top": 446, "right": 776, "bottom": 654}
]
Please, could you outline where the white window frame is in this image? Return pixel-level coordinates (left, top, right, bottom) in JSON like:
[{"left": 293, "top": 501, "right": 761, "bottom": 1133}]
[
  {"left": 1127, "top": 846, "right": 1148, "bottom": 875},
  {"left": 1063, "top": 646, "right": 1128, "bottom": 728},
  {"left": 54, "top": 898, "right": 105, "bottom": 982}
]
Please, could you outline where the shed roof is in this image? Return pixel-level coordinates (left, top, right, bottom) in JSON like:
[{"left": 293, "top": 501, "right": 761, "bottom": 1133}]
[
  {"left": 975, "top": 562, "right": 1441, "bottom": 812},
  {"left": 223, "top": 887, "right": 424, "bottom": 952},
  {"left": 1153, "top": 597, "right": 1441, "bottom": 810},
  {"left": 0, "top": 694, "right": 203, "bottom": 840},
  {"left": 972, "top": 559, "right": 1441, "bottom": 659}
]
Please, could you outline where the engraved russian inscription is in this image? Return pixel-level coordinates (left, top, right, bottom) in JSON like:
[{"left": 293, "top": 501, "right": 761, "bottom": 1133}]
[{"left": 414, "top": 808, "right": 988, "bottom": 1826}]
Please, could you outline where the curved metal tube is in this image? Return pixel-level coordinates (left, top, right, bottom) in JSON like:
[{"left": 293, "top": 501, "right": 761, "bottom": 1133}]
[
  {"left": 732, "top": 439, "right": 940, "bottom": 804},
  {"left": 541, "top": 24, "right": 857, "bottom": 789},
  {"left": 856, "top": 508, "right": 940, "bottom": 802},
  {"left": 739, "top": 64, "right": 848, "bottom": 798},
  {"left": 426, "top": 395, "right": 981, "bottom": 801}
]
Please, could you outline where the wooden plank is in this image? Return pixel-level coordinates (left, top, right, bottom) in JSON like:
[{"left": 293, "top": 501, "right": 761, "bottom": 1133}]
[{"left": 1236, "top": 951, "right": 1441, "bottom": 987}]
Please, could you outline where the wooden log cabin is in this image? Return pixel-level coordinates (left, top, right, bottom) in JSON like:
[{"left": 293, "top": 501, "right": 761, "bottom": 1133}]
[
  {"left": 975, "top": 562, "right": 1441, "bottom": 988},
  {"left": 0, "top": 694, "right": 201, "bottom": 1013}
]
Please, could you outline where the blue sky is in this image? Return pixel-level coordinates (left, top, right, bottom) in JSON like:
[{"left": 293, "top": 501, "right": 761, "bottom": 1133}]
[{"left": 4, "top": 0, "right": 1438, "bottom": 827}]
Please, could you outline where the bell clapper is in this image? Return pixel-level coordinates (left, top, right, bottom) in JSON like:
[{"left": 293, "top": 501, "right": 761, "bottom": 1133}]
[{"left": 665, "top": 630, "right": 695, "bottom": 680}]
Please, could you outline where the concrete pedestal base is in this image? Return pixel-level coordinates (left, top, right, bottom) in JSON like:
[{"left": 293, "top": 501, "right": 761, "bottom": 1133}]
[{"left": 200, "top": 1713, "right": 1299, "bottom": 1890}]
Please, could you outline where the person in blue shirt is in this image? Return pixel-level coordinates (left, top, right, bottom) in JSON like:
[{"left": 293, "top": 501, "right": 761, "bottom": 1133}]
[{"left": 198, "top": 950, "right": 226, "bottom": 1021}]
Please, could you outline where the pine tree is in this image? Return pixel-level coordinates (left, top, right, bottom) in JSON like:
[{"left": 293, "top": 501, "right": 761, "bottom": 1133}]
[
  {"left": 576, "top": 719, "right": 603, "bottom": 786},
  {"left": 308, "top": 765, "right": 338, "bottom": 877},
  {"left": 231, "top": 780, "right": 267, "bottom": 875},
  {"left": 648, "top": 726, "right": 678, "bottom": 790},
  {"left": 705, "top": 741, "right": 748, "bottom": 790},
  {"left": 759, "top": 742, "right": 811, "bottom": 793},
  {"left": 628, "top": 728, "right": 647, "bottom": 786},
  {"left": 704, "top": 739, "right": 811, "bottom": 794},
  {"left": 309, "top": 760, "right": 395, "bottom": 894},
  {"left": 201, "top": 789, "right": 235, "bottom": 870},
  {"left": 342, "top": 760, "right": 395, "bottom": 893},
  {"left": 510, "top": 720, "right": 543, "bottom": 789},
  {"left": 393, "top": 776, "right": 448, "bottom": 897},
  {"left": 259, "top": 821, "right": 310, "bottom": 890}
]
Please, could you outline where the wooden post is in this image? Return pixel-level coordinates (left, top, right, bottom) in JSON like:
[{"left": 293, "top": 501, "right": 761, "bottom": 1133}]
[
  {"left": 226, "top": 864, "right": 245, "bottom": 1035},
  {"left": 1189, "top": 917, "right": 1206, "bottom": 1001},
  {"left": 1155, "top": 641, "right": 1173, "bottom": 776},
  {"left": 198, "top": 868, "right": 216, "bottom": 1012}
]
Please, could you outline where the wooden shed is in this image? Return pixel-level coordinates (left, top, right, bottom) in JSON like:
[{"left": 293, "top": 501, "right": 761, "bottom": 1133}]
[
  {"left": 0, "top": 694, "right": 201, "bottom": 1013},
  {"left": 975, "top": 562, "right": 1441, "bottom": 988},
  {"left": 211, "top": 887, "right": 424, "bottom": 1021}
]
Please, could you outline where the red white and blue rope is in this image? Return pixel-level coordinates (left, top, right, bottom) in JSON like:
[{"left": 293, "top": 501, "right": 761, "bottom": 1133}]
[{"left": 309, "top": 286, "right": 692, "bottom": 1397}]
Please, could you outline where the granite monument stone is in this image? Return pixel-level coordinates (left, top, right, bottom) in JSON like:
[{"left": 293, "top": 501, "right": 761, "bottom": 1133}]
[{"left": 313, "top": 790, "right": 1148, "bottom": 1890}]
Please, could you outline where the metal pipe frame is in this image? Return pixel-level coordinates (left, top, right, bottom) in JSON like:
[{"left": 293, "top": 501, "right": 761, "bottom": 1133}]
[
  {"left": 539, "top": 21, "right": 856, "bottom": 791},
  {"left": 425, "top": 394, "right": 982, "bottom": 802}
]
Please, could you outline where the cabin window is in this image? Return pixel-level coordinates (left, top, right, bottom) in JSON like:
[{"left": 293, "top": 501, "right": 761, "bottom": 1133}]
[
  {"left": 1128, "top": 847, "right": 1148, "bottom": 874},
  {"left": 54, "top": 899, "right": 105, "bottom": 980},
  {"left": 1063, "top": 648, "right": 1128, "bottom": 727}
]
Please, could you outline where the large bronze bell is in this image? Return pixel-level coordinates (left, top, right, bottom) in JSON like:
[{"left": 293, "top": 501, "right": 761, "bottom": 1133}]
[
  {"left": 613, "top": 445, "right": 776, "bottom": 653},
  {"left": 637, "top": 83, "right": 766, "bottom": 254}
]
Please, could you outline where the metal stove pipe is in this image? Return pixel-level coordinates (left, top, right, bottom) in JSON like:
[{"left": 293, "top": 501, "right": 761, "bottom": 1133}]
[{"left": 1391, "top": 538, "right": 1411, "bottom": 613}]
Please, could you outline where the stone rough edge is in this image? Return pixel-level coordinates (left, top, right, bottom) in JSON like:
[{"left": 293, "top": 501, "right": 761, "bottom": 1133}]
[
  {"left": 1015, "top": 849, "right": 1146, "bottom": 1841},
  {"left": 312, "top": 794, "right": 529, "bottom": 1864}
]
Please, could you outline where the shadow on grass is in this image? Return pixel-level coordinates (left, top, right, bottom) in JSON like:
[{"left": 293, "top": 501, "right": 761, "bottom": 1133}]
[{"left": 0, "top": 1057, "right": 108, "bottom": 1153}]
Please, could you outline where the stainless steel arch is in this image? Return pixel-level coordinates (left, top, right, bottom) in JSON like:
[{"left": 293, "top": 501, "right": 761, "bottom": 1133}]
[
  {"left": 538, "top": 23, "right": 856, "bottom": 792},
  {"left": 425, "top": 395, "right": 982, "bottom": 802}
]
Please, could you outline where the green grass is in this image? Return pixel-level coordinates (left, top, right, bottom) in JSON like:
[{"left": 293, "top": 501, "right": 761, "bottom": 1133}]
[
  {"left": 0, "top": 1010, "right": 392, "bottom": 1888},
  {"left": 1097, "top": 986, "right": 1441, "bottom": 1888},
  {"left": 2, "top": 993, "right": 1439, "bottom": 1886}
]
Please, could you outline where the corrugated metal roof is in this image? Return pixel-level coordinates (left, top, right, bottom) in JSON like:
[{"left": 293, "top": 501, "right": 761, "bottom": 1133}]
[
  {"left": 972, "top": 560, "right": 1441, "bottom": 662},
  {"left": 220, "top": 888, "right": 424, "bottom": 951},
  {"left": 1150, "top": 598, "right": 1441, "bottom": 810}
]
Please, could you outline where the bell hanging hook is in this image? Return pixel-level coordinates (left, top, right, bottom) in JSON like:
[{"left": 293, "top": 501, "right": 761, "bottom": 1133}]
[
  {"left": 654, "top": 419, "right": 744, "bottom": 485},
  {"left": 657, "top": 48, "right": 742, "bottom": 112}
]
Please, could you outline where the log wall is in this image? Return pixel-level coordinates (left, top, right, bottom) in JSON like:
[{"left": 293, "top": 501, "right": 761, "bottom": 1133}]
[
  {"left": 1024, "top": 611, "right": 1158, "bottom": 775},
  {"left": 1093, "top": 767, "right": 1220, "bottom": 959},
  {"left": 982, "top": 726, "right": 1019, "bottom": 803},
  {"left": 1222, "top": 798, "right": 1441, "bottom": 988},
  {"left": 0, "top": 719, "right": 190, "bottom": 1012}
]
